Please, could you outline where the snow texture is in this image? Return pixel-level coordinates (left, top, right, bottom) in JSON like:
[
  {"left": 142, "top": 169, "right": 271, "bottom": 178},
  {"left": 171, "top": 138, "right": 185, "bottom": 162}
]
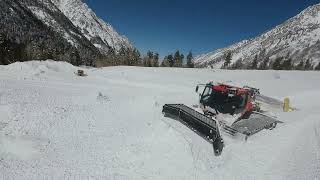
[{"left": 0, "top": 61, "right": 319, "bottom": 179}]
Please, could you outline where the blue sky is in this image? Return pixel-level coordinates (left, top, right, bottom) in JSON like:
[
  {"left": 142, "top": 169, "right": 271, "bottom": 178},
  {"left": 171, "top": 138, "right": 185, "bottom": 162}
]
[{"left": 84, "top": 0, "right": 319, "bottom": 58}]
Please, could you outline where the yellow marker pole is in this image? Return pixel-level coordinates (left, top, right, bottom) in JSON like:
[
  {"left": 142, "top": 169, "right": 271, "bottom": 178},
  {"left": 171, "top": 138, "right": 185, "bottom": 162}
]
[{"left": 283, "top": 97, "right": 290, "bottom": 112}]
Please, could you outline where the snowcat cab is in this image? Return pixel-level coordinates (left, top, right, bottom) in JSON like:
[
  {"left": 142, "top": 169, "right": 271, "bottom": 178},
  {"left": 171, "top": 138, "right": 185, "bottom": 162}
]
[{"left": 197, "top": 83, "right": 254, "bottom": 120}]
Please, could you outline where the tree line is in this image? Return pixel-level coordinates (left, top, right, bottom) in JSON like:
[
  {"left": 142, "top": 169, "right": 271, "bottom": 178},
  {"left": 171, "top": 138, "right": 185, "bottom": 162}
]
[
  {"left": 222, "top": 51, "right": 320, "bottom": 71},
  {"left": 96, "top": 48, "right": 195, "bottom": 68},
  {"left": 161, "top": 51, "right": 194, "bottom": 68}
]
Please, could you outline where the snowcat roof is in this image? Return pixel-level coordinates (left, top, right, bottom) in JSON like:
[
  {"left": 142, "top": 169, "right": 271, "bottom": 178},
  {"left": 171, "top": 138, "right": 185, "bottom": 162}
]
[{"left": 211, "top": 83, "right": 249, "bottom": 96}]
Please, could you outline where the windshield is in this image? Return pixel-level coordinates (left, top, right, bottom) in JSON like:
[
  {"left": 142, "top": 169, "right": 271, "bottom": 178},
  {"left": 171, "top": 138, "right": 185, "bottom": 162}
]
[
  {"left": 202, "top": 86, "right": 212, "bottom": 97},
  {"left": 201, "top": 88, "right": 247, "bottom": 114}
]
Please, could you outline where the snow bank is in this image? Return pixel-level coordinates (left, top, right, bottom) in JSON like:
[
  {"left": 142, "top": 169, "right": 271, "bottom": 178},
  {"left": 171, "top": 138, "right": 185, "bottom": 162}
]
[
  {"left": 0, "top": 60, "right": 77, "bottom": 80},
  {"left": 0, "top": 61, "right": 319, "bottom": 179}
]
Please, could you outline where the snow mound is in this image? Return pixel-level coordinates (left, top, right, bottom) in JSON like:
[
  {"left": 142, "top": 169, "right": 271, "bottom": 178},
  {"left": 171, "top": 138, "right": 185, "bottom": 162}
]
[{"left": 1, "top": 60, "right": 77, "bottom": 80}]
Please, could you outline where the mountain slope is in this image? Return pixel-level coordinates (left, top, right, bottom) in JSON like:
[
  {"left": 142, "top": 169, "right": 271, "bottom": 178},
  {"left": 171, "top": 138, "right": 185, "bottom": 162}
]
[
  {"left": 195, "top": 3, "right": 320, "bottom": 68},
  {"left": 25, "top": 0, "right": 87, "bottom": 47},
  {"left": 0, "top": 0, "right": 100, "bottom": 65},
  {"left": 52, "top": 0, "right": 133, "bottom": 53},
  {"left": 0, "top": 0, "right": 133, "bottom": 66}
]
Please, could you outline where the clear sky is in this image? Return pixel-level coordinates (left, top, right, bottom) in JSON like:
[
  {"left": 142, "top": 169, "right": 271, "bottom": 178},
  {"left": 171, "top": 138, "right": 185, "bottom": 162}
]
[{"left": 84, "top": 0, "right": 319, "bottom": 58}]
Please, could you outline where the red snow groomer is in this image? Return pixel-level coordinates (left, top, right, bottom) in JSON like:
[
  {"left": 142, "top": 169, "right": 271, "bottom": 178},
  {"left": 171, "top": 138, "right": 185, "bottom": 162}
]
[{"left": 162, "top": 82, "right": 282, "bottom": 156}]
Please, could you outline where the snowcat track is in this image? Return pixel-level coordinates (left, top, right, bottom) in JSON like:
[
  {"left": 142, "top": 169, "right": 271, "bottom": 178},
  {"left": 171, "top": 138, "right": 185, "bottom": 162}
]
[{"left": 162, "top": 104, "right": 224, "bottom": 156}]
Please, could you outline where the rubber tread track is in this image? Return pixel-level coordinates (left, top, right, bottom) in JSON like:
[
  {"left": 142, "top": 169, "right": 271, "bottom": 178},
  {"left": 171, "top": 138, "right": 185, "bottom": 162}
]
[{"left": 162, "top": 104, "right": 224, "bottom": 156}]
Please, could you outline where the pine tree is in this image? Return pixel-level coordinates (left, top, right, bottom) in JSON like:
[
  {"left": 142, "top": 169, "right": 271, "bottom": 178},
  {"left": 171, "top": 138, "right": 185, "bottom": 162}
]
[
  {"left": 259, "top": 48, "right": 266, "bottom": 60},
  {"left": 222, "top": 51, "right": 232, "bottom": 69},
  {"left": 315, "top": 62, "right": 320, "bottom": 71},
  {"left": 147, "top": 51, "right": 153, "bottom": 59},
  {"left": 258, "top": 57, "right": 269, "bottom": 70},
  {"left": 304, "top": 59, "right": 312, "bottom": 70},
  {"left": 161, "top": 56, "right": 168, "bottom": 67},
  {"left": 173, "top": 51, "right": 182, "bottom": 67},
  {"left": 180, "top": 53, "right": 184, "bottom": 67},
  {"left": 118, "top": 47, "right": 127, "bottom": 65},
  {"left": 295, "top": 60, "right": 305, "bottom": 70},
  {"left": 186, "top": 51, "right": 194, "bottom": 68},
  {"left": 161, "top": 60, "right": 165, "bottom": 67},
  {"left": 250, "top": 55, "right": 258, "bottom": 69},
  {"left": 132, "top": 48, "right": 141, "bottom": 66},
  {"left": 143, "top": 56, "right": 148, "bottom": 67},
  {"left": 282, "top": 58, "right": 293, "bottom": 70},
  {"left": 167, "top": 54, "right": 174, "bottom": 67},
  {"left": 146, "top": 51, "right": 154, "bottom": 67},
  {"left": 272, "top": 57, "right": 283, "bottom": 70},
  {"left": 73, "top": 50, "right": 81, "bottom": 66},
  {"left": 153, "top": 52, "right": 159, "bottom": 67},
  {"left": 0, "top": 34, "right": 5, "bottom": 65},
  {"left": 285, "top": 52, "right": 290, "bottom": 60}
]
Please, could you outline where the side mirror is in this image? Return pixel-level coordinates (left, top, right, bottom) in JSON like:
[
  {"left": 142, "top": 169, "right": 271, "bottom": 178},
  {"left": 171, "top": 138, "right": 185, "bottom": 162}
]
[{"left": 195, "top": 86, "right": 199, "bottom": 93}]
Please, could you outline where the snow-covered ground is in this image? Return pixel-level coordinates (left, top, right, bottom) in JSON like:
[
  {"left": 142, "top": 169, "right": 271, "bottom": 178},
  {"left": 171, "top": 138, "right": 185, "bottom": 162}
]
[{"left": 0, "top": 60, "right": 319, "bottom": 180}]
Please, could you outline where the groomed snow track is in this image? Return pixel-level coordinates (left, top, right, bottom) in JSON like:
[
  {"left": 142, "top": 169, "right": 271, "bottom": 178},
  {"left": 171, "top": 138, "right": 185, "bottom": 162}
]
[{"left": 162, "top": 104, "right": 224, "bottom": 156}]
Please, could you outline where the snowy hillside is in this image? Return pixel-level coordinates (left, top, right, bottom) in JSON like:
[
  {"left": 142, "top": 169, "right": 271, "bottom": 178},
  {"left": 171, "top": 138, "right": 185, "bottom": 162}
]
[
  {"left": 0, "top": 61, "right": 319, "bottom": 179},
  {"left": 0, "top": 0, "right": 101, "bottom": 65},
  {"left": 25, "top": 0, "right": 90, "bottom": 47},
  {"left": 52, "top": 0, "right": 133, "bottom": 52},
  {"left": 0, "top": 0, "right": 132, "bottom": 66},
  {"left": 196, "top": 3, "right": 320, "bottom": 68}
]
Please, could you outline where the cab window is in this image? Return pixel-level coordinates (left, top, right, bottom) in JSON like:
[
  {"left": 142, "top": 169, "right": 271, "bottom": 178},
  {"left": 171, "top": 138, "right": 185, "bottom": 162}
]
[
  {"left": 202, "top": 86, "right": 212, "bottom": 97},
  {"left": 239, "top": 94, "right": 247, "bottom": 108}
]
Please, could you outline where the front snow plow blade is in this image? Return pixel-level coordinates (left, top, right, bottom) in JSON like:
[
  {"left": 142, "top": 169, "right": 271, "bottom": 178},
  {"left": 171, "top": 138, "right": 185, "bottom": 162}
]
[{"left": 162, "top": 104, "right": 224, "bottom": 156}]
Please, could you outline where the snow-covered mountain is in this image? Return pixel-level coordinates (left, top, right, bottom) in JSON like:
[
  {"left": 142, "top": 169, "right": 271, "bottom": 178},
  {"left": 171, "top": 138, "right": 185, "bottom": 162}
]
[
  {"left": 31, "top": 0, "right": 132, "bottom": 53},
  {"left": 0, "top": 0, "right": 99, "bottom": 65},
  {"left": 24, "top": 0, "right": 93, "bottom": 48},
  {"left": 51, "top": 0, "right": 133, "bottom": 53},
  {"left": 195, "top": 3, "right": 320, "bottom": 68},
  {"left": 0, "top": 0, "right": 133, "bottom": 65}
]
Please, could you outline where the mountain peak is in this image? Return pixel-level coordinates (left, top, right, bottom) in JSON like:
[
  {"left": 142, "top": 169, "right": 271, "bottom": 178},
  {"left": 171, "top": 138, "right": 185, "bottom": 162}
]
[
  {"left": 0, "top": 0, "right": 133, "bottom": 66},
  {"left": 195, "top": 3, "right": 320, "bottom": 68},
  {"left": 51, "top": 0, "right": 133, "bottom": 53}
]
